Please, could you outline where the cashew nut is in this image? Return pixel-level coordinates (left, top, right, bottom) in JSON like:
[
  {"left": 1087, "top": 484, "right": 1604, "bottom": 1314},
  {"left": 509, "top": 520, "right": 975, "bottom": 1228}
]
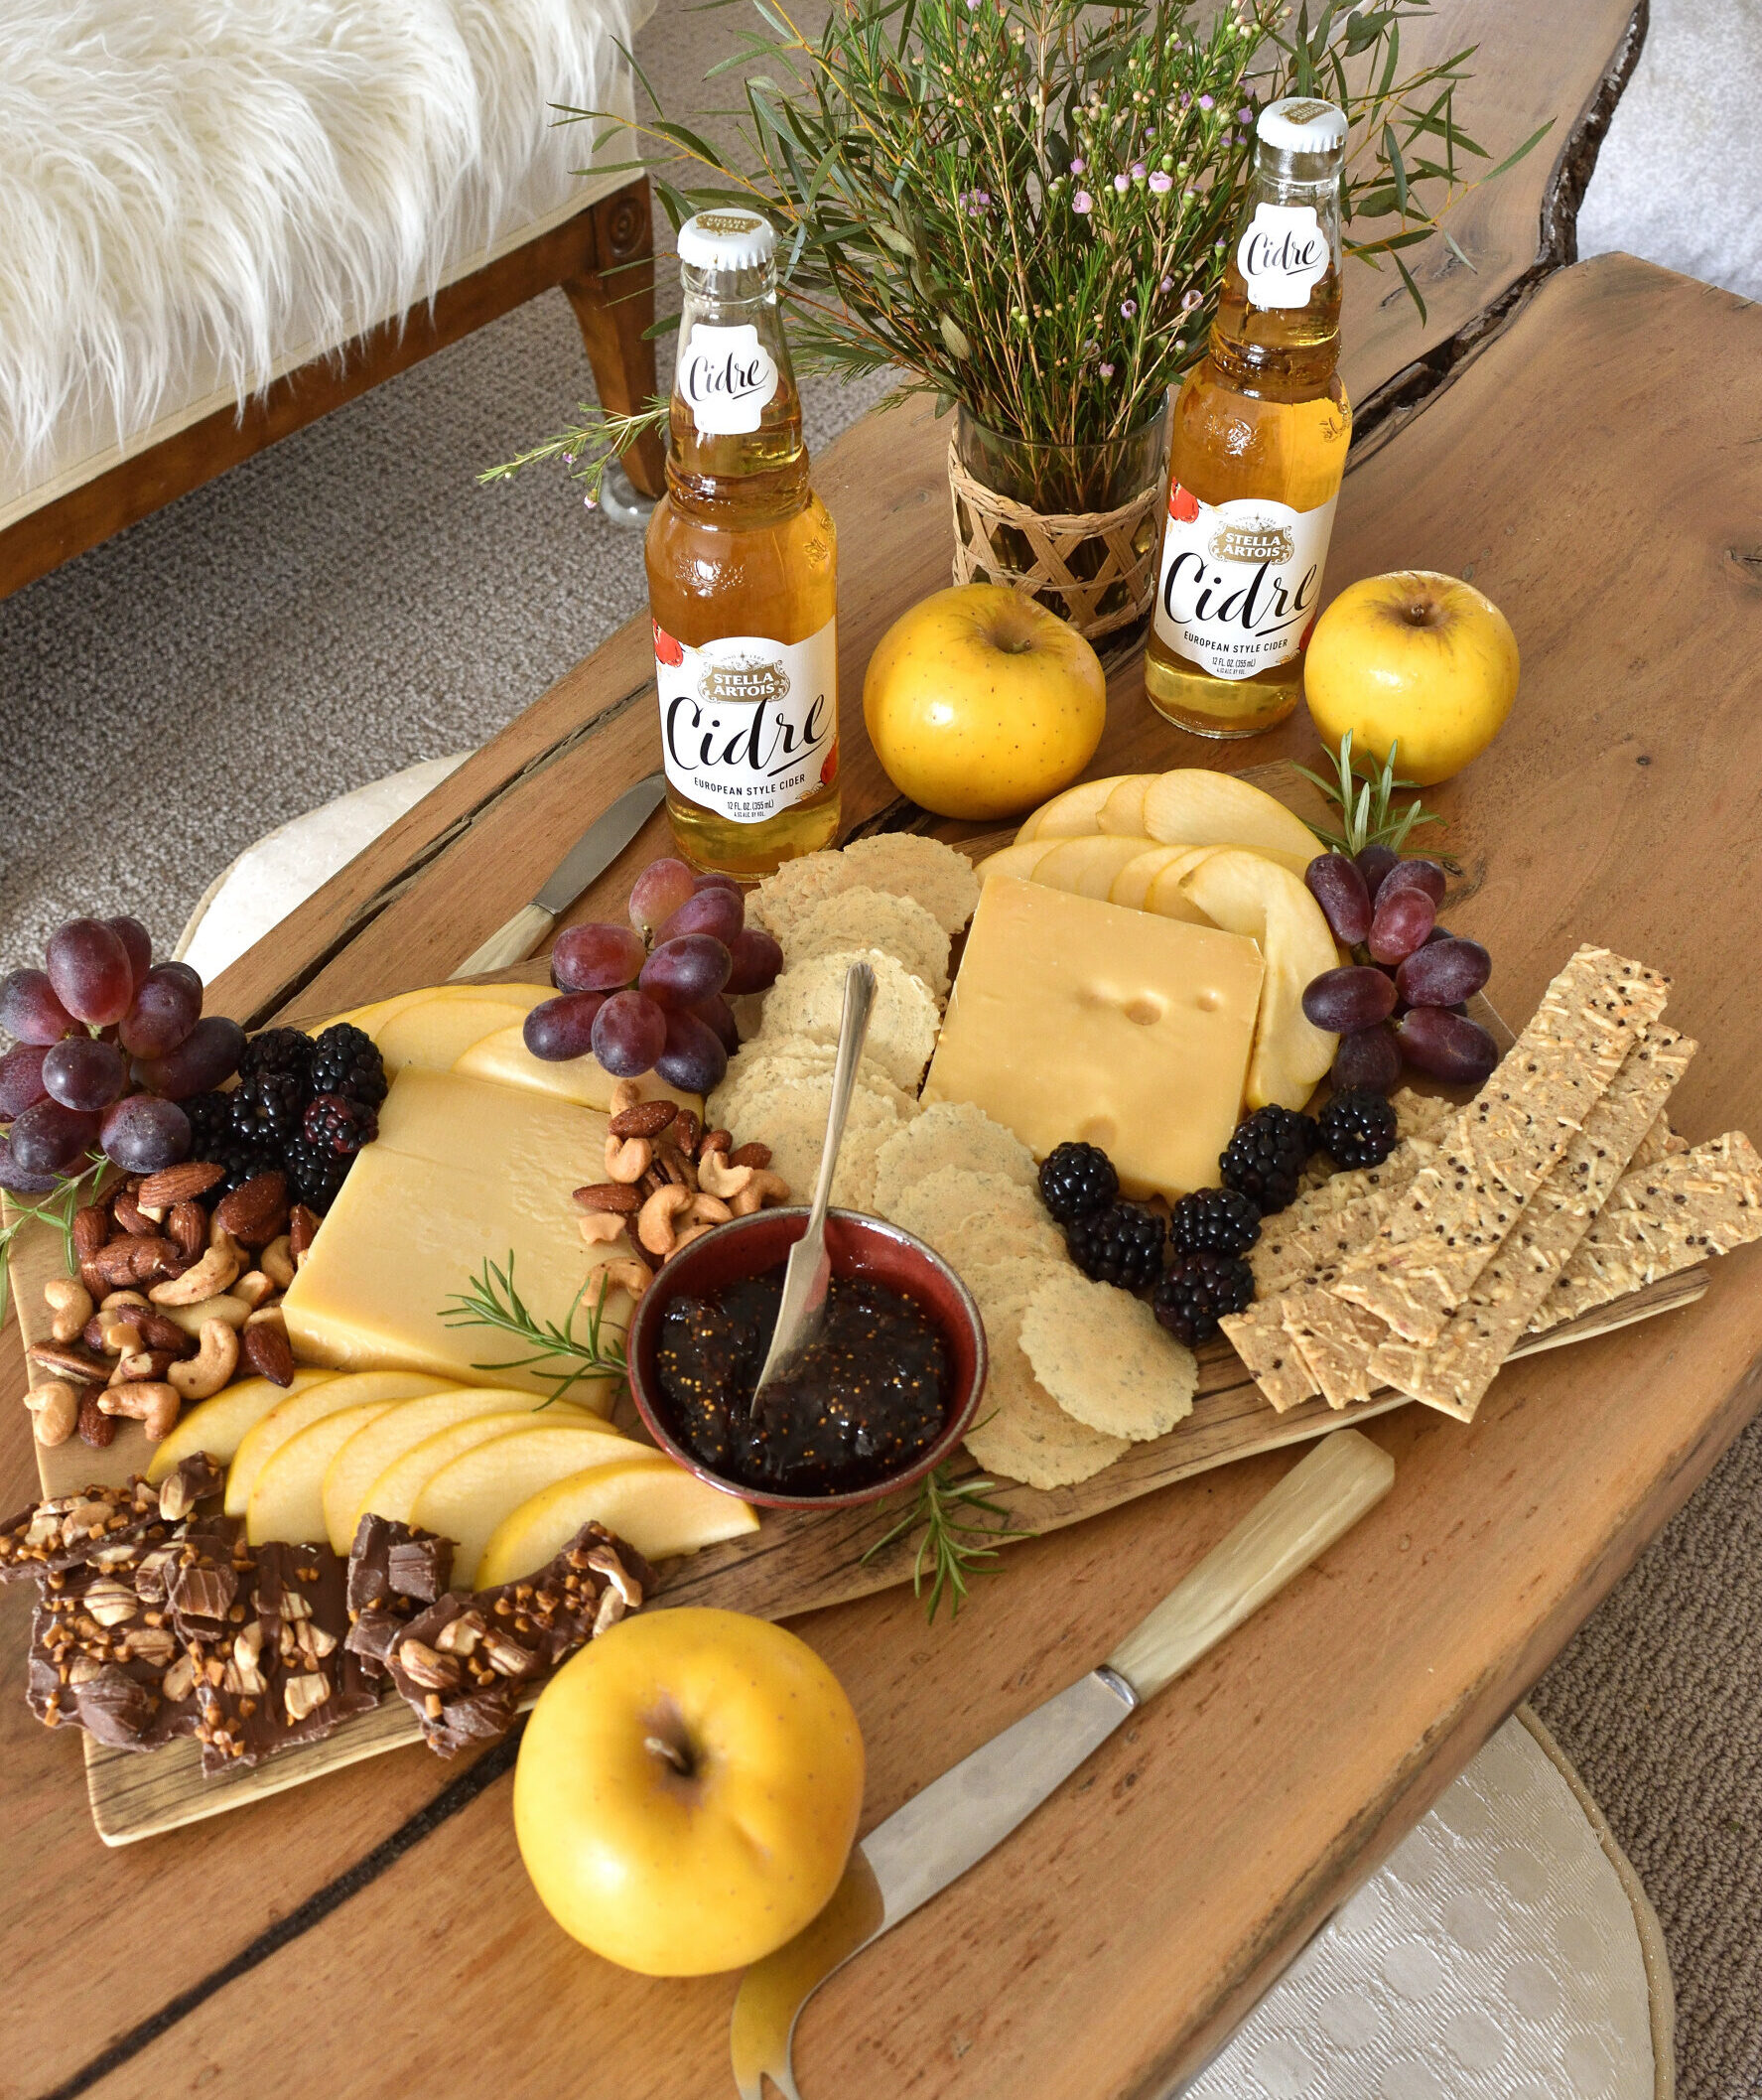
[
  {"left": 99, "top": 1290, "right": 149, "bottom": 1314},
  {"left": 604, "top": 1133, "right": 653, "bottom": 1185},
  {"left": 601, "top": 1257, "right": 651, "bottom": 1303},
  {"left": 169, "top": 1319, "right": 239, "bottom": 1400},
  {"left": 579, "top": 1212, "right": 627, "bottom": 1247},
  {"left": 98, "top": 1315, "right": 146, "bottom": 1356},
  {"left": 26, "top": 1380, "right": 80, "bottom": 1447},
  {"left": 232, "top": 1271, "right": 275, "bottom": 1311},
  {"left": 696, "top": 1152, "right": 755, "bottom": 1200},
  {"left": 149, "top": 1239, "right": 241, "bottom": 1307},
  {"left": 637, "top": 1183, "right": 692, "bottom": 1254},
  {"left": 98, "top": 1381, "right": 182, "bottom": 1441},
  {"left": 44, "top": 1277, "right": 94, "bottom": 1344},
  {"left": 260, "top": 1236, "right": 296, "bottom": 1290},
  {"left": 609, "top": 1080, "right": 643, "bottom": 1117},
  {"left": 684, "top": 1192, "right": 733, "bottom": 1228},
  {"left": 668, "top": 1222, "right": 714, "bottom": 1258},
  {"left": 731, "top": 1170, "right": 791, "bottom": 1217}
]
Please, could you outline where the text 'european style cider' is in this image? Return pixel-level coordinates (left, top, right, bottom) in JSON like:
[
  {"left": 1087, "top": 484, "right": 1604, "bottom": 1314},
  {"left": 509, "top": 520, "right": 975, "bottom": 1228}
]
[
  {"left": 1146, "top": 98, "right": 1351, "bottom": 738},
  {"left": 646, "top": 210, "right": 839, "bottom": 876}
]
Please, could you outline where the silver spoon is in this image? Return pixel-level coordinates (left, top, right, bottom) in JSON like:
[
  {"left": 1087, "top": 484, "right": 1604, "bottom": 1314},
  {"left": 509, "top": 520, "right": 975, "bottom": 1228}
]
[{"left": 749, "top": 959, "right": 876, "bottom": 1414}]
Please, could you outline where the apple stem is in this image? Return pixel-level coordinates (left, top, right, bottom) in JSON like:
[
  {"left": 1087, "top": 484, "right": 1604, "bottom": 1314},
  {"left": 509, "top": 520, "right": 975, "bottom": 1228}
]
[{"left": 644, "top": 1733, "right": 691, "bottom": 1774}]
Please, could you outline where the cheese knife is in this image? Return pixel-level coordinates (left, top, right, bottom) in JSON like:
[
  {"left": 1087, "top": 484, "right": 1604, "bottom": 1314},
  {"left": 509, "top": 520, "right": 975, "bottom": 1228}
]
[
  {"left": 448, "top": 771, "right": 667, "bottom": 980},
  {"left": 730, "top": 1428, "right": 1396, "bottom": 2100}
]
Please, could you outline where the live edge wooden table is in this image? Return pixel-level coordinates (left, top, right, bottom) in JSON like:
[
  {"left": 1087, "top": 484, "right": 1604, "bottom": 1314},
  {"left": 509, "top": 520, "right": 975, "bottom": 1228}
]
[{"left": 10, "top": 226, "right": 1762, "bottom": 2100}]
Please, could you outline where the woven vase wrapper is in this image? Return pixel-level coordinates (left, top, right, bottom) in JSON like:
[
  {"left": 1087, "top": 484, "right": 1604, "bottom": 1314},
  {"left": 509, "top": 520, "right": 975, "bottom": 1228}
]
[{"left": 946, "top": 439, "right": 1162, "bottom": 642}]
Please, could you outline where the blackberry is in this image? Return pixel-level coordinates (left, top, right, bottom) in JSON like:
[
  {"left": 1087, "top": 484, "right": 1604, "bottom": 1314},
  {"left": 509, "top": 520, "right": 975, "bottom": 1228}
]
[
  {"left": 211, "top": 1131, "right": 283, "bottom": 1196},
  {"left": 238, "top": 1027, "right": 314, "bottom": 1086},
  {"left": 1065, "top": 1201, "right": 1166, "bottom": 1291},
  {"left": 1316, "top": 1086, "right": 1399, "bottom": 1171},
  {"left": 1218, "top": 1105, "right": 1318, "bottom": 1216},
  {"left": 303, "top": 1091, "right": 378, "bottom": 1156},
  {"left": 1153, "top": 1252, "right": 1255, "bottom": 1346},
  {"left": 1038, "top": 1141, "right": 1119, "bottom": 1224},
  {"left": 309, "top": 1023, "right": 387, "bottom": 1112},
  {"left": 182, "top": 1090, "right": 234, "bottom": 1168},
  {"left": 230, "top": 1064, "right": 308, "bottom": 1147},
  {"left": 285, "top": 1132, "right": 351, "bottom": 1214},
  {"left": 1168, "top": 1187, "right": 1262, "bottom": 1259}
]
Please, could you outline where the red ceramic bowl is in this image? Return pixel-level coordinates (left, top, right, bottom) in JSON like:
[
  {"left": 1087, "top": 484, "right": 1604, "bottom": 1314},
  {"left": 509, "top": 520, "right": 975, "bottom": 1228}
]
[{"left": 625, "top": 1206, "right": 987, "bottom": 1510}]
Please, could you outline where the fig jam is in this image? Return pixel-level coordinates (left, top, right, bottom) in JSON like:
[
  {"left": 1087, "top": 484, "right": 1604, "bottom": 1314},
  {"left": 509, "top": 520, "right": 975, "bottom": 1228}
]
[{"left": 654, "top": 1264, "right": 950, "bottom": 1494}]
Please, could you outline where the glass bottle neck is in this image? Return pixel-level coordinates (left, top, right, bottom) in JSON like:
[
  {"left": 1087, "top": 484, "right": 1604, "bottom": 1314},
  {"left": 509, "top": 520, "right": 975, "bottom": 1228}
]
[
  {"left": 667, "top": 269, "right": 809, "bottom": 522},
  {"left": 1207, "top": 159, "right": 1343, "bottom": 399}
]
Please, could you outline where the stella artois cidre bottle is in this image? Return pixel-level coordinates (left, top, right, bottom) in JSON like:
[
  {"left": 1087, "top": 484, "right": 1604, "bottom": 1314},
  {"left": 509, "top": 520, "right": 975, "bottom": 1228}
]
[
  {"left": 1145, "top": 98, "right": 1351, "bottom": 739},
  {"left": 645, "top": 210, "right": 840, "bottom": 876}
]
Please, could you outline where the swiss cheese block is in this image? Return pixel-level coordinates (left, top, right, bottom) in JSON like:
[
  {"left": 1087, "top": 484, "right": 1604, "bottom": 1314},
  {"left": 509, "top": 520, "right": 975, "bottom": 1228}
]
[
  {"left": 921, "top": 876, "right": 1263, "bottom": 1197},
  {"left": 282, "top": 1068, "right": 628, "bottom": 1395}
]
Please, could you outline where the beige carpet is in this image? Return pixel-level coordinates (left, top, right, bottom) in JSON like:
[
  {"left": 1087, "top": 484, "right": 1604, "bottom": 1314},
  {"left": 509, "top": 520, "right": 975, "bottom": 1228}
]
[{"left": 2, "top": 3, "right": 1759, "bottom": 2094}]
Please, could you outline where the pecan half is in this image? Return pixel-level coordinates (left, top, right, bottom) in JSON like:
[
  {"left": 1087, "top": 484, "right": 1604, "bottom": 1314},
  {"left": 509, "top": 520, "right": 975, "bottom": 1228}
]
[{"left": 28, "top": 1341, "right": 108, "bottom": 1385}]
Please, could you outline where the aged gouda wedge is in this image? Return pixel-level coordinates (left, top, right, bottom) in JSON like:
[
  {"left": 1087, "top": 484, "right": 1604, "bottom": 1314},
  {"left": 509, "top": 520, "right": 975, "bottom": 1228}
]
[
  {"left": 282, "top": 1068, "right": 629, "bottom": 1397},
  {"left": 921, "top": 876, "right": 1264, "bottom": 1197},
  {"left": 454, "top": 1025, "right": 699, "bottom": 1115}
]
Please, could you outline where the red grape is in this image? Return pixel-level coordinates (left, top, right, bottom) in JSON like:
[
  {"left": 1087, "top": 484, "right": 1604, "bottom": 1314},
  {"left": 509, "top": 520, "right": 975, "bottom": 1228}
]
[
  {"left": 106, "top": 916, "right": 153, "bottom": 989},
  {"left": 655, "top": 1009, "right": 730, "bottom": 1095},
  {"left": 1394, "top": 1007, "right": 1500, "bottom": 1084},
  {"left": 119, "top": 965, "right": 202, "bottom": 1058},
  {"left": 1368, "top": 886, "right": 1436, "bottom": 965},
  {"left": 1303, "top": 853, "right": 1372, "bottom": 946},
  {"left": 523, "top": 992, "right": 607, "bottom": 1062},
  {"left": 0, "top": 1045, "right": 49, "bottom": 1120},
  {"left": 42, "top": 1037, "right": 128, "bottom": 1113},
  {"left": 0, "top": 968, "right": 75, "bottom": 1046},
  {"left": 592, "top": 990, "right": 667, "bottom": 1077},
  {"left": 690, "top": 992, "right": 740, "bottom": 1054},
  {"left": 1395, "top": 936, "right": 1491, "bottom": 1009},
  {"left": 132, "top": 1016, "right": 245, "bottom": 1098},
  {"left": 656, "top": 887, "right": 744, "bottom": 947},
  {"left": 0, "top": 1132, "right": 61, "bottom": 1194},
  {"left": 551, "top": 922, "right": 646, "bottom": 994},
  {"left": 1301, "top": 965, "right": 1398, "bottom": 1034},
  {"left": 694, "top": 873, "right": 744, "bottom": 900},
  {"left": 1356, "top": 843, "right": 1400, "bottom": 901},
  {"left": 46, "top": 917, "right": 134, "bottom": 1027},
  {"left": 725, "top": 926, "right": 784, "bottom": 996},
  {"left": 100, "top": 1093, "right": 193, "bottom": 1173},
  {"left": 1378, "top": 858, "right": 1446, "bottom": 908},
  {"left": 155, "top": 959, "right": 204, "bottom": 1000},
  {"left": 1330, "top": 1026, "right": 1403, "bottom": 1095},
  {"left": 9, "top": 1099, "right": 101, "bottom": 1175},
  {"left": 628, "top": 859, "right": 698, "bottom": 941},
  {"left": 639, "top": 934, "right": 732, "bottom": 1010}
]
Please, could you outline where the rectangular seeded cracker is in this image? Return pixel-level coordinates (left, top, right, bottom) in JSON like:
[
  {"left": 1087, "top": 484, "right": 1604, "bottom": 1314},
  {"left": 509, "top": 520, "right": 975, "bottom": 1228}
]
[
  {"left": 1251, "top": 1136, "right": 1441, "bottom": 1297},
  {"left": 1370, "top": 1028, "right": 1695, "bottom": 1418},
  {"left": 1220, "top": 1300, "right": 1320, "bottom": 1412},
  {"left": 1279, "top": 1286, "right": 1387, "bottom": 1408},
  {"left": 1331, "top": 946, "right": 1669, "bottom": 1343},
  {"left": 1528, "top": 1131, "right": 1762, "bottom": 1333}
]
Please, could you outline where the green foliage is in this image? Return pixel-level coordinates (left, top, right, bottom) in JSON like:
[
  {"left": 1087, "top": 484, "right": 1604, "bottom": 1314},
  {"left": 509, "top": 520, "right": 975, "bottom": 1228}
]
[
  {"left": 440, "top": 1254, "right": 627, "bottom": 1406},
  {"left": 862, "top": 1460, "right": 1035, "bottom": 1623},
  {"left": 0, "top": 1155, "right": 110, "bottom": 1335},
  {"left": 1293, "top": 729, "right": 1443, "bottom": 857}
]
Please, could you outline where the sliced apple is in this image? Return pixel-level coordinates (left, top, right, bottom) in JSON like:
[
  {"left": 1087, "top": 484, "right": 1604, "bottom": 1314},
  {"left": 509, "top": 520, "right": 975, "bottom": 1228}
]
[
  {"left": 1177, "top": 848, "right": 1341, "bottom": 1110},
  {"left": 1030, "top": 835, "right": 1160, "bottom": 900},
  {"left": 145, "top": 1368, "right": 339, "bottom": 1482},
  {"left": 1097, "top": 775, "right": 1154, "bottom": 837},
  {"left": 246, "top": 1402, "right": 399, "bottom": 1546},
  {"left": 412, "top": 1427, "right": 674, "bottom": 1587},
  {"left": 477, "top": 1458, "right": 759, "bottom": 1589},
  {"left": 453, "top": 1027, "right": 699, "bottom": 1115},
  {"left": 324, "top": 1386, "right": 612, "bottom": 1553},
  {"left": 1142, "top": 846, "right": 1232, "bottom": 923},
  {"left": 1015, "top": 774, "right": 1138, "bottom": 844},
  {"left": 976, "top": 841, "right": 1053, "bottom": 887},
  {"left": 362, "top": 1409, "right": 617, "bottom": 1530},
  {"left": 1142, "top": 770, "right": 1322, "bottom": 865},
  {"left": 223, "top": 1370, "right": 456, "bottom": 1517},
  {"left": 1113, "top": 845, "right": 1211, "bottom": 913}
]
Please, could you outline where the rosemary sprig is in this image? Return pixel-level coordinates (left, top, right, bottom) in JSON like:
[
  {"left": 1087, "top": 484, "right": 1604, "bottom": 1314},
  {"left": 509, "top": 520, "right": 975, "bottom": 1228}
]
[
  {"left": 477, "top": 396, "right": 670, "bottom": 504},
  {"left": 862, "top": 1461, "right": 1036, "bottom": 1625},
  {"left": 1291, "top": 730, "right": 1444, "bottom": 859},
  {"left": 440, "top": 1254, "right": 627, "bottom": 1405},
  {"left": 0, "top": 1154, "right": 110, "bottom": 1334}
]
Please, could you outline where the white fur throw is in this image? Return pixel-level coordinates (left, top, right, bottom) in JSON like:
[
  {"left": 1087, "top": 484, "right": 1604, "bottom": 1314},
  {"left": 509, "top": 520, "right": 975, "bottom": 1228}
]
[{"left": 0, "top": 0, "right": 646, "bottom": 473}]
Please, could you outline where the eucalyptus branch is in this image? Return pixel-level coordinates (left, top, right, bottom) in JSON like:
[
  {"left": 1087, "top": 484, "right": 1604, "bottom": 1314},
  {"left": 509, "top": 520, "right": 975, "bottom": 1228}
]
[
  {"left": 862, "top": 1460, "right": 1035, "bottom": 1624},
  {"left": 440, "top": 1254, "right": 626, "bottom": 1405}
]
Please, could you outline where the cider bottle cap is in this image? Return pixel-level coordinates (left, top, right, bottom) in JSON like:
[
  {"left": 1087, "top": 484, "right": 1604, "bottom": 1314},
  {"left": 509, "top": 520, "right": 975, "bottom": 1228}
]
[
  {"left": 677, "top": 209, "right": 777, "bottom": 275},
  {"left": 1256, "top": 97, "right": 1347, "bottom": 157}
]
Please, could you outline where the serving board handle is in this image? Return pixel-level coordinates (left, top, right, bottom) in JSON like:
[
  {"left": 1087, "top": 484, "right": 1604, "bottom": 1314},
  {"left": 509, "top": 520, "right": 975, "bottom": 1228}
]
[{"left": 1106, "top": 1429, "right": 1395, "bottom": 1701}]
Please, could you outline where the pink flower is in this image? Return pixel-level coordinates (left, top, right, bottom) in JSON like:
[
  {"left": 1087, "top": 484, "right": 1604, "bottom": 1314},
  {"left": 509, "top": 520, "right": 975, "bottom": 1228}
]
[
  {"left": 1121, "top": 298, "right": 1138, "bottom": 318},
  {"left": 1113, "top": 172, "right": 1129, "bottom": 194},
  {"left": 1149, "top": 170, "right": 1173, "bottom": 194},
  {"left": 1069, "top": 156, "right": 1085, "bottom": 175},
  {"left": 1099, "top": 361, "right": 1116, "bottom": 378},
  {"left": 1131, "top": 161, "right": 1148, "bottom": 183},
  {"left": 1198, "top": 93, "right": 1214, "bottom": 110},
  {"left": 1072, "top": 190, "right": 1093, "bottom": 213},
  {"left": 1159, "top": 275, "right": 1174, "bottom": 293},
  {"left": 1181, "top": 288, "right": 1201, "bottom": 311}
]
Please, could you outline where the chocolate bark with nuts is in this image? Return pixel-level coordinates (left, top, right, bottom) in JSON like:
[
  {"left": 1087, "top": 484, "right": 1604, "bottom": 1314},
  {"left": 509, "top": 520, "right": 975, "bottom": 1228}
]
[
  {"left": 27, "top": 1548, "right": 206, "bottom": 1749},
  {"left": 0, "top": 1458, "right": 223, "bottom": 1585},
  {"left": 342, "top": 1516, "right": 454, "bottom": 1684}
]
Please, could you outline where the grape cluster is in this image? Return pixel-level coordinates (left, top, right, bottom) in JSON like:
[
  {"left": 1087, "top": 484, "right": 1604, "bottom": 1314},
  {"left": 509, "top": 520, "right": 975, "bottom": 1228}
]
[
  {"left": 1301, "top": 851, "right": 1499, "bottom": 1092},
  {"left": 524, "top": 858, "right": 784, "bottom": 1097}
]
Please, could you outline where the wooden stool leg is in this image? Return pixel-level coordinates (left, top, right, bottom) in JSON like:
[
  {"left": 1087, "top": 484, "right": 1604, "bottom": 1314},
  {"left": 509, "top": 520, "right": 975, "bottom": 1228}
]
[{"left": 563, "top": 177, "right": 667, "bottom": 499}]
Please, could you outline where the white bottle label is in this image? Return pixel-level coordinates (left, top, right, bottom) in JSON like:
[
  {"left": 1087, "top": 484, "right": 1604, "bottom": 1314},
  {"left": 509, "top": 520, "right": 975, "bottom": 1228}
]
[
  {"left": 1237, "top": 203, "right": 1330, "bottom": 310},
  {"left": 654, "top": 616, "right": 838, "bottom": 824},
  {"left": 1152, "top": 488, "right": 1337, "bottom": 682},
  {"left": 676, "top": 322, "right": 779, "bottom": 435}
]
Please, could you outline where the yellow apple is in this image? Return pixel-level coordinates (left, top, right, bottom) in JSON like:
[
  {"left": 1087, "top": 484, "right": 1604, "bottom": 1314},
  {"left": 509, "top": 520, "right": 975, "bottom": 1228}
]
[
  {"left": 1303, "top": 570, "right": 1519, "bottom": 785},
  {"left": 515, "top": 1609, "right": 865, "bottom": 1976},
  {"left": 864, "top": 583, "right": 1106, "bottom": 821}
]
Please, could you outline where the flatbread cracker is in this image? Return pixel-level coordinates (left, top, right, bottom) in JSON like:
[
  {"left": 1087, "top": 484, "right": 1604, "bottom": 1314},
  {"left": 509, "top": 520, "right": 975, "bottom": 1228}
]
[
  {"left": 840, "top": 833, "right": 980, "bottom": 936},
  {"left": 872, "top": 1103, "right": 1039, "bottom": 1218},
  {"left": 754, "top": 949, "right": 940, "bottom": 1093},
  {"left": 1370, "top": 1029, "right": 1694, "bottom": 1418},
  {"left": 1280, "top": 1286, "right": 1385, "bottom": 1408},
  {"left": 1331, "top": 946, "right": 1670, "bottom": 1342},
  {"left": 786, "top": 888, "right": 951, "bottom": 1001},
  {"left": 963, "top": 1302, "right": 1128, "bottom": 1489},
  {"left": 1529, "top": 1131, "right": 1762, "bottom": 1333},
  {"left": 1220, "top": 1300, "right": 1320, "bottom": 1413},
  {"left": 1019, "top": 1271, "right": 1197, "bottom": 1440}
]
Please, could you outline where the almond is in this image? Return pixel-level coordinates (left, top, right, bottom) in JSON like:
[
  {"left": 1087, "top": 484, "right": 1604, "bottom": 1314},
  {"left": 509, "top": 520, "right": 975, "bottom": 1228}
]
[
  {"left": 287, "top": 1204, "right": 322, "bottom": 1257},
  {"left": 167, "top": 1200, "right": 207, "bottom": 1260},
  {"left": 85, "top": 1237, "right": 185, "bottom": 1290},
  {"left": 77, "top": 1391, "right": 116, "bottom": 1448},
  {"left": 608, "top": 1099, "right": 679, "bottom": 1141},
  {"left": 728, "top": 1142, "right": 773, "bottom": 1170},
  {"left": 573, "top": 1183, "right": 641, "bottom": 1215},
  {"left": 111, "top": 1187, "right": 154, "bottom": 1236},
  {"left": 213, "top": 1173, "right": 290, "bottom": 1250},
  {"left": 72, "top": 1205, "right": 111, "bottom": 1262},
  {"left": 239, "top": 1321, "right": 295, "bottom": 1387},
  {"left": 136, "top": 1161, "right": 225, "bottom": 1209}
]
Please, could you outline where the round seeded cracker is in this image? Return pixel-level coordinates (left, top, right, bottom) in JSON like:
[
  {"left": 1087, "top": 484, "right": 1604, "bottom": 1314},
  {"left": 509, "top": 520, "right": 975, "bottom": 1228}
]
[
  {"left": 840, "top": 834, "right": 981, "bottom": 936},
  {"left": 963, "top": 1300, "right": 1129, "bottom": 1490},
  {"left": 755, "top": 950, "right": 940, "bottom": 1093},
  {"left": 885, "top": 1165, "right": 1049, "bottom": 1244},
  {"left": 872, "top": 1103, "right": 1038, "bottom": 1219},
  {"left": 710, "top": 1039, "right": 918, "bottom": 1135},
  {"left": 1018, "top": 1271, "right": 1198, "bottom": 1441},
  {"left": 749, "top": 851, "right": 860, "bottom": 948},
  {"left": 786, "top": 887, "right": 951, "bottom": 1000},
  {"left": 729, "top": 1074, "right": 902, "bottom": 1212}
]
